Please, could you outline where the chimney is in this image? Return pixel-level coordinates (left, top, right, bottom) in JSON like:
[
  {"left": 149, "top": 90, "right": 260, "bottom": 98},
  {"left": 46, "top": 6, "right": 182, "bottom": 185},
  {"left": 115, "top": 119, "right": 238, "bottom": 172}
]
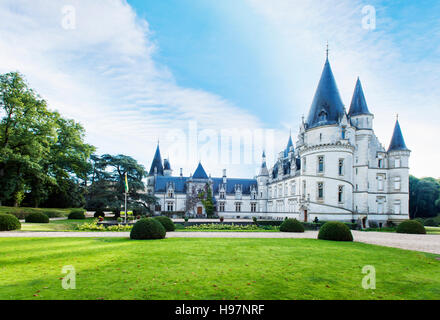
[
  {"left": 222, "top": 169, "right": 227, "bottom": 183},
  {"left": 180, "top": 168, "right": 183, "bottom": 177}
]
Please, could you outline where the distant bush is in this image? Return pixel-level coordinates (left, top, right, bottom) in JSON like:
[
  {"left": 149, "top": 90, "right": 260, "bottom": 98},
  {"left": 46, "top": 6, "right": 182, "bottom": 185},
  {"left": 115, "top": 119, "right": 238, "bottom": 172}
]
[
  {"left": 413, "top": 218, "right": 425, "bottom": 225},
  {"left": 280, "top": 219, "right": 304, "bottom": 233},
  {"left": 25, "top": 212, "right": 49, "bottom": 223},
  {"left": 318, "top": 222, "right": 353, "bottom": 241},
  {"left": 130, "top": 218, "right": 166, "bottom": 240},
  {"left": 256, "top": 220, "right": 283, "bottom": 227},
  {"left": 154, "top": 216, "right": 175, "bottom": 231},
  {"left": 0, "top": 214, "right": 21, "bottom": 231},
  {"left": 160, "top": 211, "right": 185, "bottom": 217},
  {"left": 397, "top": 220, "right": 426, "bottom": 234},
  {"left": 68, "top": 210, "right": 85, "bottom": 220},
  {"left": 94, "top": 209, "right": 105, "bottom": 218},
  {"left": 5, "top": 208, "right": 66, "bottom": 219},
  {"left": 423, "top": 218, "right": 439, "bottom": 227},
  {"left": 112, "top": 208, "right": 121, "bottom": 219}
]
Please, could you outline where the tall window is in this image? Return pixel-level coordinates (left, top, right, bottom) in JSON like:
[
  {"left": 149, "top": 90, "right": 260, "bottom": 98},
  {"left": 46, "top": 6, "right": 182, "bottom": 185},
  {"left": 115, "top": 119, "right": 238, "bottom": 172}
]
[
  {"left": 318, "top": 156, "right": 324, "bottom": 173},
  {"left": 394, "top": 177, "right": 401, "bottom": 190},
  {"left": 377, "top": 175, "right": 384, "bottom": 191},
  {"left": 317, "top": 182, "right": 324, "bottom": 200},
  {"left": 235, "top": 202, "right": 241, "bottom": 212},
  {"left": 167, "top": 202, "right": 174, "bottom": 212},
  {"left": 394, "top": 200, "right": 401, "bottom": 214},
  {"left": 291, "top": 182, "right": 296, "bottom": 195},
  {"left": 338, "top": 159, "right": 344, "bottom": 176},
  {"left": 219, "top": 191, "right": 225, "bottom": 199},
  {"left": 377, "top": 198, "right": 385, "bottom": 214},
  {"left": 167, "top": 189, "right": 174, "bottom": 198},
  {"left": 251, "top": 203, "right": 257, "bottom": 213},
  {"left": 338, "top": 186, "right": 344, "bottom": 203},
  {"left": 219, "top": 202, "right": 225, "bottom": 212},
  {"left": 395, "top": 158, "right": 401, "bottom": 168},
  {"left": 341, "top": 128, "right": 346, "bottom": 139},
  {"left": 378, "top": 159, "right": 383, "bottom": 168},
  {"left": 302, "top": 157, "right": 306, "bottom": 173},
  {"left": 303, "top": 181, "right": 306, "bottom": 196}
]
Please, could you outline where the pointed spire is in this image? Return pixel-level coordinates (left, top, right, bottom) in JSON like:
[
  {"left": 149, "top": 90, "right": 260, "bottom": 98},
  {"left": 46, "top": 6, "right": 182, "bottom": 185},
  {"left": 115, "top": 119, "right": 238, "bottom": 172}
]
[
  {"left": 259, "top": 150, "right": 269, "bottom": 176},
  {"left": 192, "top": 162, "right": 209, "bottom": 179},
  {"left": 149, "top": 143, "right": 164, "bottom": 176},
  {"left": 306, "top": 57, "right": 345, "bottom": 129},
  {"left": 284, "top": 132, "right": 294, "bottom": 157},
  {"left": 388, "top": 118, "right": 409, "bottom": 152},
  {"left": 348, "top": 77, "right": 372, "bottom": 116}
]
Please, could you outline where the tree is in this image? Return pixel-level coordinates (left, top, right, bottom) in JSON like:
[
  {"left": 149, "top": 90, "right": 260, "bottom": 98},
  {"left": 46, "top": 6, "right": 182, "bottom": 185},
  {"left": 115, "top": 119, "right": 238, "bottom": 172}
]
[
  {"left": 199, "top": 183, "right": 215, "bottom": 218},
  {"left": 185, "top": 185, "right": 199, "bottom": 216},
  {"left": 0, "top": 72, "right": 95, "bottom": 207},
  {"left": 409, "top": 175, "right": 440, "bottom": 218}
]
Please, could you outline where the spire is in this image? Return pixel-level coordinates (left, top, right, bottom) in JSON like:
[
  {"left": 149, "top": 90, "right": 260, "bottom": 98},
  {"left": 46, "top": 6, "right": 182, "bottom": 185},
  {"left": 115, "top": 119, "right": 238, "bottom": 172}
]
[
  {"left": 284, "top": 132, "right": 294, "bottom": 157},
  {"left": 306, "top": 57, "right": 345, "bottom": 129},
  {"left": 348, "top": 78, "right": 372, "bottom": 116},
  {"left": 388, "top": 118, "right": 409, "bottom": 152},
  {"left": 259, "top": 150, "right": 269, "bottom": 176},
  {"left": 192, "top": 162, "right": 209, "bottom": 179},
  {"left": 149, "top": 143, "right": 164, "bottom": 176}
]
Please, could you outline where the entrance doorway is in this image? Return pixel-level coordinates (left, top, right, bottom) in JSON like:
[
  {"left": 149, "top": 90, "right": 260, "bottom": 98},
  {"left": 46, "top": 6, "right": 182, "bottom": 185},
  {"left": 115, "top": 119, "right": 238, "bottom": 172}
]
[
  {"left": 304, "top": 210, "right": 308, "bottom": 222},
  {"left": 197, "top": 207, "right": 203, "bottom": 215}
]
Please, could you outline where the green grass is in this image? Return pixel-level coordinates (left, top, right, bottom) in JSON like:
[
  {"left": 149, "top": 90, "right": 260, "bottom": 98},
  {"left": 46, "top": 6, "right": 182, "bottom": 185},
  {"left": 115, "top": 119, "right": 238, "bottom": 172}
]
[
  {"left": 20, "top": 218, "right": 95, "bottom": 232},
  {"left": 0, "top": 237, "right": 439, "bottom": 300},
  {"left": 426, "top": 227, "right": 440, "bottom": 235}
]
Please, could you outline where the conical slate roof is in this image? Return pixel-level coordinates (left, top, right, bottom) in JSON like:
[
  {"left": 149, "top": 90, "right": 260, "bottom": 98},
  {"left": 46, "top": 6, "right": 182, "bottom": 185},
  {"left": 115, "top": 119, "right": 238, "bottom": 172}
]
[
  {"left": 192, "top": 162, "right": 209, "bottom": 179},
  {"left": 149, "top": 144, "right": 164, "bottom": 176},
  {"left": 163, "top": 158, "right": 171, "bottom": 171},
  {"left": 284, "top": 134, "right": 294, "bottom": 157},
  {"left": 259, "top": 151, "right": 269, "bottom": 176},
  {"left": 306, "top": 58, "right": 345, "bottom": 129},
  {"left": 348, "top": 78, "right": 372, "bottom": 116},
  {"left": 388, "top": 119, "right": 409, "bottom": 152}
]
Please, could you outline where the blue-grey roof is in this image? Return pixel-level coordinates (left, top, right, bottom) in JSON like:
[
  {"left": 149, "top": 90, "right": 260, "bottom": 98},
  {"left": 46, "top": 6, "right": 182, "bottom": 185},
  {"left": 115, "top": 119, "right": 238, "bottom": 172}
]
[
  {"left": 306, "top": 58, "right": 345, "bottom": 129},
  {"left": 348, "top": 78, "right": 372, "bottom": 117},
  {"left": 154, "top": 176, "right": 257, "bottom": 195},
  {"left": 192, "top": 162, "right": 209, "bottom": 179},
  {"left": 388, "top": 119, "right": 408, "bottom": 152},
  {"left": 149, "top": 144, "right": 164, "bottom": 176},
  {"left": 283, "top": 134, "right": 294, "bottom": 157},
  {"left": 163, "top": 158, "right": 171, "bottom": 171}
]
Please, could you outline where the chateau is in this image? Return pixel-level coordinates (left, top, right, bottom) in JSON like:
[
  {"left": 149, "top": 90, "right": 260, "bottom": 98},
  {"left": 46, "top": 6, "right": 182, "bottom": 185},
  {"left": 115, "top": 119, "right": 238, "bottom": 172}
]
[{"left": 146, "top": 56, "right": 410, "bottom": 227}]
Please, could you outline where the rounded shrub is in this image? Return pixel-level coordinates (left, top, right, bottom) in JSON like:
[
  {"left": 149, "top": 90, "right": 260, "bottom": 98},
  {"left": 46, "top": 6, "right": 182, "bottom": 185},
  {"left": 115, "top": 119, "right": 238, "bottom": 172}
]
[
  {"left": 280, "top": 218, "right": 305, "bottom": 233},
  {"left": 318, "top": 221, "right": 353, "bottom": 241},
  {"left": 130, "top": 218, "right": 166, "bottom": 240},
  {"left": 25, "top": 212, "right": 49, "bottom": 223},
  {"left": 397, "top": 220, "right": 426, "bottom": 234},
  {"left": 68, "top": 209, "right": 86, "bottom": 220},
  {"left": 0, "top": 214, "right": 21, "bottom": 231},
  {"left": 94, "top": 209, "right": 105, "bottom": 218},
  {"left": 154, "top": 216, "right": 175, "bottom": 231}
]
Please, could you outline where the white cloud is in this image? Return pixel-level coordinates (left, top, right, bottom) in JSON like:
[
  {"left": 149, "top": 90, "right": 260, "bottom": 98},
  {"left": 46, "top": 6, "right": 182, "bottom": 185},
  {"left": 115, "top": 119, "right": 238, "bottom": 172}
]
[
  {"left": 246, "top": 0, "right": 440, "bottom": 178},
  {"left": 0, "top": 0, "right": 266, "bottom": 178}
]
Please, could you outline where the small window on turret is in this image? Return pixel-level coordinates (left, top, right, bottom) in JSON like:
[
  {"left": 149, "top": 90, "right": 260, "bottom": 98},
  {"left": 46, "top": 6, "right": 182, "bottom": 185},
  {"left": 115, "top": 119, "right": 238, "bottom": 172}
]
[{"left": 395, "top": 158, "right": 401, "bottom": 168}]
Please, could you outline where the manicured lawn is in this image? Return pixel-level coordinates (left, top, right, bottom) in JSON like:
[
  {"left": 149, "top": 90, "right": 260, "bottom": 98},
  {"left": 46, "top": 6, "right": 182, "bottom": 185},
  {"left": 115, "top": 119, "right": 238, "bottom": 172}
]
[
  {"left": 20, "top": 219, "right": 95, "bottom": 232},
  {"left": 0, "top": 238, "right": 439, "bottom": 300},
  {"left": 426, "top": 227, "right": 440, "bottom": 235}
]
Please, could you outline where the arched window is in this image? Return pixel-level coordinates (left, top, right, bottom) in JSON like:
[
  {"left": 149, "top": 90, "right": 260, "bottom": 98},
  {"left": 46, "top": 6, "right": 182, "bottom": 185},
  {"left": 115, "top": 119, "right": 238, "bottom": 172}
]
[{"left": 318, "top": 110, "right": 327, "bottom": 122}]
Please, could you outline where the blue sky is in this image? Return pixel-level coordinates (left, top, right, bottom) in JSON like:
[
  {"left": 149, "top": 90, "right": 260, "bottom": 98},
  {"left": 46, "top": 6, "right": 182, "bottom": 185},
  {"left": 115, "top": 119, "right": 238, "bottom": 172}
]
[{"left": 0, "top": 0, "right": 439, "bottom": 178}]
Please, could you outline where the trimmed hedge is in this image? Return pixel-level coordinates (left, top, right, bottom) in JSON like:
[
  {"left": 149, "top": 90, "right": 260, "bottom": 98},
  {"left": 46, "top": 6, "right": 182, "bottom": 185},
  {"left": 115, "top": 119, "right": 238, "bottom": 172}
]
[
  {"left": 280, "top": 219, "right": 304, "bottom": 233},
  {"left": 397, "top": 220, "right": 426, "bottom": 234},
  {"left": 318, "top": 222, "right": 353, "bottom": 241},
  {"left": 154, "top": 216, "right": 176, "bottom": 231},
  {"left": 25, "top": 212, "right": 49, "bottom": 223},
  {"left": 130, "top": 218, "right": 166, "bottom": 240},
  {"left": 0, "top": 214, "right": 21, "bottom": 231},
  {"left": 68, "top": 209, "right": 86, "bottom": 220}
]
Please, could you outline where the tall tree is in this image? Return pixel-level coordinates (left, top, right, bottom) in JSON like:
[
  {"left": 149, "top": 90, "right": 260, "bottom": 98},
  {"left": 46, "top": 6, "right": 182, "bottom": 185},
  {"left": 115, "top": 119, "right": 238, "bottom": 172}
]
[{"left": 409, "top": 175, "right": 440, "bottom": 218}]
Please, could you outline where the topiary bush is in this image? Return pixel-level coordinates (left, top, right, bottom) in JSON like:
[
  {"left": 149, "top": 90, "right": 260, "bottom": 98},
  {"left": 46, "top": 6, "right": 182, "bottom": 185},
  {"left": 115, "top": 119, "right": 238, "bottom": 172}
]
[
  {"left": 154, "top": 216, "right": 175, "bottom": 231},
  {"left": 280, "top": 218, "right": 305, "bottom": 233},
  {"left": 68, "top": 209, "right": 86, "bottom": 220},
  {"left": 25, "top": 212, "right": 49, "bottom": 223},
  {"left": 397, "top": 220, "right": 426, "bottom": 234},
  {"left": 94, "top": 209, "right": 105, "bottom": 218},
  {"left": 130, "top": 218, "right": 166, "bottom": 240},
  {"left": 318, "top": 221, "right": 353, "bottom": 241},
  {"left": 0, "top": 214, "right": 21, "bottom": 231}
]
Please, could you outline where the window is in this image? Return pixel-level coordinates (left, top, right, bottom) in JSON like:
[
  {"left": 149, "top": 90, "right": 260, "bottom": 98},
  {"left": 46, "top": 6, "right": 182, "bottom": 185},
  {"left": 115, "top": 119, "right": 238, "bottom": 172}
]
[
  {"left": 395, "top": 158, "right": 401, "bottom": 168},
  {"left": 319, "top": 133, "right": 322, "bottom": 142},
  {"left": 318, "top": 156, "right": 324, "bottom": 173},
  {"left": 291, "top": 182, "right": 296, "bottom": 195},
  {"left": 154, "top": 205, "right": 161, "bottom": 212},
  {"left": 235, "top": 202, "right": 241, "bottom": 212},
  {"left": 251, "top": 191, "right": 256, "bottom": 200},
  {"left": 302, "top": 157, "right": 307, "bottom": 173},
  {"left": 167, "top": 189, "right": 174, "bottom": 198},
  {"left": 394, "top": 200, "right": 401, "bottom": 214},
  {"left": 278, "top": 185, "right": 283, "bottom": 197},
  {"left": 377, "top": 198, "right": 385, "bottom": 214},
  {"left": 378, "top": 159, "right": 383, "bottom": 168},
  {"left": 341, "top": 128, "right": 346, "bottom": 139},
  {"left": 338, "top": 159, "right": 344, "bottom": 176},
  {"left": 394, "top": 177, "right": 401, "bottom": 190},
  {"left": 166, "top": 202, "right": 174, "bottom": 212},
  {"left": 251, "top": 203, "right": 257, "bottom": 213},
  {"left": 219, "top": 202, "right": 225, "bottom": 212},
  {"left": 303, "top": 181, "right": 306, "bottom": 196},
  {"left": 377, "top": 175, "right": 384, "bottom": 191},
  {"left": 356, "top": 168, "right": 358, "bottom": 175},
  {"left": 317, "top": 182, "right": 324, "bottom": 200},
  {"left": 338, "top": 186, "right": 344, "bottom": 203},
  {"left": 219, "top": 191, "right": 225, "bottom": 199}
]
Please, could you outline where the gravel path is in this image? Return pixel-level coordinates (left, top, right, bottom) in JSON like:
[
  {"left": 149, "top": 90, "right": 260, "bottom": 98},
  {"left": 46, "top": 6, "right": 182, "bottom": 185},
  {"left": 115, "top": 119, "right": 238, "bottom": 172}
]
[{"left": 0, "top": 230, "right": 439, "bottom": 254}]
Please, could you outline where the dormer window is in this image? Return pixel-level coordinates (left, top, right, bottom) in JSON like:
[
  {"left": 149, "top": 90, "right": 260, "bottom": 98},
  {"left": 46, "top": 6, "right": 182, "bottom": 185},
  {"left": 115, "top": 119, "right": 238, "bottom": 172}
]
[
  {"left": 318, "top": 110, "right": 327, "bottom": 122},
  {"left": 167, "top": 188, "right": 174, "bottom": 198},
  {"left": 219, "top": 190, "right": 225, "bottom": 199}
]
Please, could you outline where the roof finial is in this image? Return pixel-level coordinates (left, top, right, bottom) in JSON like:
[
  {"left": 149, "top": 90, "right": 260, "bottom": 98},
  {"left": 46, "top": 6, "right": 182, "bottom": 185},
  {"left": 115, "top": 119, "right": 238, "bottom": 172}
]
[
  {"left": 396, "top": 113, "right": 399, "bottom": 121},
  {"left": 326, "top": 41, "right": 329, "bottom": 60}
]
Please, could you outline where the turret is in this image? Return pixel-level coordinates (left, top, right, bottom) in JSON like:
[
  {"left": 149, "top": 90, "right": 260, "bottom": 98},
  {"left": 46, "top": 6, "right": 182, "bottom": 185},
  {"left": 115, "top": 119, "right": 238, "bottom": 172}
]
[
  {"left": 163, "top": 158, "right": 172, "bottom": 176},
  {"left": 348, "top": 78, "right": 373, "bottom": 129}
]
